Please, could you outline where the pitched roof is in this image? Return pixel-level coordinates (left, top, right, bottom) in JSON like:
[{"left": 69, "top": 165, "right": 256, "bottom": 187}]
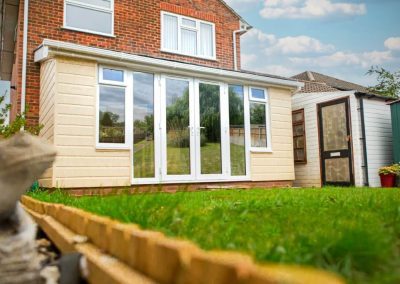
[{"left": 292, "top": 71, "right": 370, "bottom": 93}]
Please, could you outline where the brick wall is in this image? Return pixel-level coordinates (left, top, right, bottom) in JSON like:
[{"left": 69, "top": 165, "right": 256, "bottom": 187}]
[{"left": 10, "top": 0, "right": 242, "bottom": 125}]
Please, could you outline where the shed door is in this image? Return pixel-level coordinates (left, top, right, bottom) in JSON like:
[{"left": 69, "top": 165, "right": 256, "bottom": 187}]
[{"left": 318, "top": 98, "right": 354, "bottom": 186}]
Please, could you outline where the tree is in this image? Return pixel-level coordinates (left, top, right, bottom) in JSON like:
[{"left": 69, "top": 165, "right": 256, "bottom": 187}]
[{"left": 367, "top": 66, "right": 400, "bottom": 98}]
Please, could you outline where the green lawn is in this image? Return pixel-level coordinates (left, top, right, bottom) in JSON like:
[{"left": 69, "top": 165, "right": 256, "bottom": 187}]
[{"left": 30, "top": 188, "right": 400, "bottom": 284}]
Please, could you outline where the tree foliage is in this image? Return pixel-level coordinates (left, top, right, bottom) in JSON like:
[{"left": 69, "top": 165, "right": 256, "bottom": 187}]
[{"left": 367, "top": 66, "right": 400, "bottom": 98}]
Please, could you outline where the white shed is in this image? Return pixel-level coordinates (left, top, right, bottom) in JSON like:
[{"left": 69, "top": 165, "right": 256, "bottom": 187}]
[{"left": 291, "top": 71, "right": 394, "bottom": 187}]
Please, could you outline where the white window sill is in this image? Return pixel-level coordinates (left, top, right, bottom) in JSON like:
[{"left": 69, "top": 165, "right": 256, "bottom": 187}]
[
  {"left": 161, "top": 49, "right": 217, "bottom": 62},
  {"left": 250, "top": 148, "right": 273, "bottom": 153},
  {"left": 62, "top": 26, "right": 116, "bottom": 38}
]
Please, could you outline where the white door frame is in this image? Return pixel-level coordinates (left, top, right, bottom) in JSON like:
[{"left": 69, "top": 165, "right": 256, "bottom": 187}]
[
  {"left": 160, "top": 75, "right": 197, "bottom": 182},
  {"left": 194, "top": 79, "right": 230, "bottom": 181}
]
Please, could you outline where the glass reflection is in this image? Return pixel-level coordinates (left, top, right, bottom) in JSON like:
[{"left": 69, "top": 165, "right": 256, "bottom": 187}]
[
  {"left": 229, "top": 85, "right": 246, "bottom": 176},
  {"left": 166, "top": 79, "right": 191, "bottom": 175},
  {"left": 133, "top": 72, "right": 155, "bottom": 178},
  {"left": 99, "top": 86, "right": 125, "bottom": 144},
  {"left": 250, "top": 102, "right": 267, "bottom": 148},
  {"left": 199, "top": 83, "right": 222, "bottom": 174}
]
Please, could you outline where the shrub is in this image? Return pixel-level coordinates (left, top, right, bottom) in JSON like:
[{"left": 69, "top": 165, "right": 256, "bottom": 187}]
[
  {"left": 0, "top": 91, "right": 43, "bottom": 138},
  {"left": 378, "top": 164, "right": 400, "bottom": 175}
]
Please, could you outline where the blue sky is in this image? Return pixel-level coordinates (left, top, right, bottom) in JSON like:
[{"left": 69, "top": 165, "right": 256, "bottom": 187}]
[{"left": 228, "top": 0, "right": 400, "bottom": 86}]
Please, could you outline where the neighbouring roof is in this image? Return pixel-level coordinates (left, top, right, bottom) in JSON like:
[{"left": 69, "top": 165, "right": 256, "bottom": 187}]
[
  {"left": 292, "top": 71, "right": 371, "bottom": 93},
  {"left": 294, "top": 79, "right": 339, "bottom": 93},
  {"left": 291, "top": 71, "right": 394, "bottom": 101}
]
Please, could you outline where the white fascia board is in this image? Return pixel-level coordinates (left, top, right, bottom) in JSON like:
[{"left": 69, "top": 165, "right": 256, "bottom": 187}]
[{"left": 34, "top": 39, "right": 303, "bottom": 89}]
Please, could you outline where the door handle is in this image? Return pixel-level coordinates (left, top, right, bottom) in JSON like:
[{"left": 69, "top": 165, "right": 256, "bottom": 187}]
[{"left": 346, "top": 135, "right": 351, "bottom": 142}]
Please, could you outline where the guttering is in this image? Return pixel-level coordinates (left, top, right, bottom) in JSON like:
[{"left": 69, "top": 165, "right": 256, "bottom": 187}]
[
  {"left": 233, "top": 22, "right": 252, "bottom": 71},
  {"left": 21, "top": 0, "right": 29, "bottom": 116},
  {"left": 357, "top": 95, "right": 369, "bottom": 186},
  {"left": 34, "top": 39, "right": 303, "bottom": 90}
]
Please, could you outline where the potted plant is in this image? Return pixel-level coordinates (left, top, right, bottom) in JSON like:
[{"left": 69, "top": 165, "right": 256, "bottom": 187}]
[{"left": 379, "top": 164, "right": 400, "bottom": 188}]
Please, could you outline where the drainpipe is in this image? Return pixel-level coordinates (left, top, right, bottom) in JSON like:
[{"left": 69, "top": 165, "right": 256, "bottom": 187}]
[
  {"left": 233, "top": 23, "right": 251, "bottom": 71},
  {"left": 358, "top": 95, "right": 369, "bottom": 186},
  {"left": 20, "top": 0, "right": 29, "bottom": 121}
]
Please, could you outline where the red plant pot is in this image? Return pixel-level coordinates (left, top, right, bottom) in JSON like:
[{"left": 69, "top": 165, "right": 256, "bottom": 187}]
[{"left": 380, "top": 174, "right": 397, "bottom": 188}]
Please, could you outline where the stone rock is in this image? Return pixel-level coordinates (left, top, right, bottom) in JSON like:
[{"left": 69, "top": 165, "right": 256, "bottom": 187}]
[
  {"left": 0, "top": 133, "right": 56, "bottom": 221},
  {"left": 0, "top": 133, "right": 57, "bottom": 283}
]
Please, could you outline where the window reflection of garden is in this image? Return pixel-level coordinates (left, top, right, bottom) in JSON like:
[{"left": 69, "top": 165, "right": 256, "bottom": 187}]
[
  {"left": 132, "top": 80, "right": 249, "bottom": 178},
  {"left": 229, "top": 86, "right": 246, "bottom": 176},
  {"left": 250, "top": 103, "right": 267, "bottom": 148},
  {"left": 166, "top": 79, "right": 191, "bottom": 175},
  {"left": 133, "top": 73, "right": 155, "bottom": 179},
  {"left": 99, "top": 111, "right": 125, "bottom": 143},
  {"left": 99, "top": 86, "right": 126, "bottom": 143}
]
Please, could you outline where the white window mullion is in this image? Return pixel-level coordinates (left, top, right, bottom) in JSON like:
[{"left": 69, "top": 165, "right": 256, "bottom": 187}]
[
  {"left": 196, "top": 23, "right": 201, "bottom": 58},
  {"left": 178, "top": 20, "right": 182, "bottom": 54}
]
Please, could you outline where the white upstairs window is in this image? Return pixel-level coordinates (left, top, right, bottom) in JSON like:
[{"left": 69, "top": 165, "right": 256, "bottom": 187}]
[
  {"left": 64, "top": 0, "right": 114, "bottom": 36},
  {"left": 161, "top": 12, "right": 216, "bottom": 60}
]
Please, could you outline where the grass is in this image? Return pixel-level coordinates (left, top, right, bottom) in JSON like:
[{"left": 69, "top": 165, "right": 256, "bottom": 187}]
[
  {"left": 134, "top": 141, "right": 246, "bottom": 176},
  {"left": 30, "top": 187, "right": 400, "bottom": 284}
]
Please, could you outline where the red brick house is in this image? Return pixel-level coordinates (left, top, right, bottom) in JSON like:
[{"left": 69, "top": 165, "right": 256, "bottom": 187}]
[{"left": 1, "top": 0, "right": 302, "bottom": 189}]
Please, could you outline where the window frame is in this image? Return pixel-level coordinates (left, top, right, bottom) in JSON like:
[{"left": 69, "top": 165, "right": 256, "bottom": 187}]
[
  {"left": 248, "top": 87, "right": 272, "bottom": 153},
  {"left": 96, "top": 66, "right": 131, "bottom": 150},
  {"left": 160, "top": 11, "right": 217, "bottom": 61},
  {"left": 292, "top": 108, "right": 307, "bottom": 164},
  {"left": 64, "top": 0, "right": 115, "bottom": 37}
]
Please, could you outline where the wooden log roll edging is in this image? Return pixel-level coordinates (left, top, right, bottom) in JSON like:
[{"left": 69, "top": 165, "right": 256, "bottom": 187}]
[{"left": 20, "top": 196, "right": 344, "bottom": 284}]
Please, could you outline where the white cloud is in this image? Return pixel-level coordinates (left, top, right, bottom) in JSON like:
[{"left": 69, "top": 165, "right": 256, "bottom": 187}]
[
  {"left": 224, "top": 0, "right": 259, "bottom": 12},
  {"left": 244, "top": 28, "right": 275, "bottom": 43},
  {"left": 260, "top": 0, "right": 367, "bottom": 19},
  {"left": 243, "top": 28, "right": 334, "bottom": 55},
  {"left": 241, "top": 53, "right": 257, "bottom": 66},
  {"left": 261, "top": 65, "right": 300, "bottom": 77},
  {"left": 289, "top": 50, "right": 393, "bottom": 68},
  {"left": 384, "top": 37, "right": 400, "bottom": 51},
  {"left": 265, "top": 35, "right": 335, "bottom": 55}
]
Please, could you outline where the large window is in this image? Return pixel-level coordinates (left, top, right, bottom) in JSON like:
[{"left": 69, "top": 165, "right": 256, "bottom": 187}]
[
  {"left": 292, "top": 109, "right": 307, "bottom": 163},
  {"left": 97, "top": 67, "right": 127, "bottom": 147},
  {"left": 161, "top": 12, "right": 216, "bottom": 60},
  {"left": 133, "top": 72, "right": 155, "bottom": 178},
  {"left": 249, "top": 87, "right": 271, "bottom": 151},
  {"left": 229, "top": 85, "right": 246, "bottom": 176},
  {"left": 64, "top": 0, "right": 114, "bottom": 36}
]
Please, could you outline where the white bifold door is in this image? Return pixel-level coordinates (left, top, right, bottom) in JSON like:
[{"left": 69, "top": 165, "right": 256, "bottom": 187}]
[{"left": 160, "top": 76, "right": 230, "bottom": 182}]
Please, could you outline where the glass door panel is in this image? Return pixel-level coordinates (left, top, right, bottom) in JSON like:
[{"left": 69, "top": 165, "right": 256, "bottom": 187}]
[
  {"left": 133, "top": 72, "right": 155, "bottom": 179},
  {"left": 199, "top": 83, "right": 222, "bottom": 175},
  {"left": 164, "top": 78, "right": 194, "bottom": 178},
  {"left": 228, "top": 85, "right": 246, "bottom": 176}
]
